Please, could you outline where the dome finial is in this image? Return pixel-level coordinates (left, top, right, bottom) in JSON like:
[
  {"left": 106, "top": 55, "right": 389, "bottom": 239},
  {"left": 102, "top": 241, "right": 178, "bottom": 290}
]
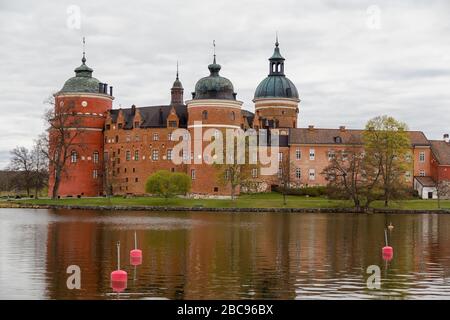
[
  {"left": 82, "top": 37, "right": 86, "bottom": 64},
  {"left": 213, "top": 40, "right": 216, "bottom": 64},
  {"left": 276, "top": 31, "right": 279, "bottom": 47}
]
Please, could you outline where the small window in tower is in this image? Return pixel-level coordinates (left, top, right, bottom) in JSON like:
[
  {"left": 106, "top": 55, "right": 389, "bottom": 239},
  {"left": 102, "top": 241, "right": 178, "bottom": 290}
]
[
  {"left": 202, "top": 110, "right": 208, "bottom": 120},
  {"left": 126, "top": 151, "right": 131, "bottom": 161},
  {"left": 230, "top": 111, "right": 235, "bottom": 121},
  {"left": 93, "top": 152, "right": 99, "bottom": 164},
  {"left": 71, "top": 151, "right": 78, "bottom": 163}
]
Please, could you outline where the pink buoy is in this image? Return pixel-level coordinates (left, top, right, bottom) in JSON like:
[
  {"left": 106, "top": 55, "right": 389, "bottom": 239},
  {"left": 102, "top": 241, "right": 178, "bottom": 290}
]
[
  {"left": 382, "top": 229, "right": 394, "bottom": 261},
  {"left": 130, "top": 231, "right": 142, "bottom": 266},
  {"left": 111, "top": 241, "right": 127, "bottom": 293}
]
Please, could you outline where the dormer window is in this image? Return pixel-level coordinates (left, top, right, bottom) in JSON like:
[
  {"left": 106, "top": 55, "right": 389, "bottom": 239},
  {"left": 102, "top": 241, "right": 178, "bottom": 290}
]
[
  {"left": 118, "top": 123, "right": 123, "bottom": 129},
  {"left": 334, "top": 136, "right": 342, "bottom": 144},
  {"left": 134, "top": 121, "right": 139, "bottom": 128}
]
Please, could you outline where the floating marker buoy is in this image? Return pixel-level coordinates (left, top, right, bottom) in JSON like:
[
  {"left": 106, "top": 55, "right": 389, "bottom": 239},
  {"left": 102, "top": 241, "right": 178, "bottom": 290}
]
[
  {"left": 111, "top": 241, "right": 127, "bottom": 293},
  {"left": 130, "top": 231, "right": 142, "bottom": 266},
  {"left": 382, "top": 229, "right": 394, "bottom": 261}
]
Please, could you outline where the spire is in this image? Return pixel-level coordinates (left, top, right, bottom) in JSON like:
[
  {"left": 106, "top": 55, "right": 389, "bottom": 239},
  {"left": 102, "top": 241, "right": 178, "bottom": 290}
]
[
  {"left": 208, "top": 40, "right": 221, "bottom": 76},
  {"left": 275, "top": 31, "right": 279, "bottom": 47},
  {"left": 213, "top": 40, "right": 216, "bottom": 64},
  {"left": 171, "top": 61, "right": 184, "bottom": 104},
  {"left": 82, "top": 37, "right": 86, "bottom": 65}
]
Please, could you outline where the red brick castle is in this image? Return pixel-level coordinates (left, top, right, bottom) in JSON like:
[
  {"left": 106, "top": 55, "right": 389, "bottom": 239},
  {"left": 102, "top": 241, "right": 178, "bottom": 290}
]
[{"left": 49, "top": 40, "right": 450, "bottom": 199}]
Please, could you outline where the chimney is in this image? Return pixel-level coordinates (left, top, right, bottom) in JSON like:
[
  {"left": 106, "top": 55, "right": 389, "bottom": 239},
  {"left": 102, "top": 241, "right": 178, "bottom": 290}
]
[
  {"left": 308, "top": 125, "right": 314, "bottom": 131},
  {"left": 444, "top": 133, "right": 449, "bottom": 143},
  {"left": 339, "top": 126, "right": 346, "bottom": 132},
  {"left": 103, "top": 83, "right": 108, "bottom": 94},
  {"left": 109, "top": 86, "right": 113, "bottom": 96}
]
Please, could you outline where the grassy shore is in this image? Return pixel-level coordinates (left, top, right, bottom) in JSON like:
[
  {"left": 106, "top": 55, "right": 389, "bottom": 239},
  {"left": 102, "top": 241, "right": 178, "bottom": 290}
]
[{"left": 2, "top": 193, "right": 450, "bottom": 210}]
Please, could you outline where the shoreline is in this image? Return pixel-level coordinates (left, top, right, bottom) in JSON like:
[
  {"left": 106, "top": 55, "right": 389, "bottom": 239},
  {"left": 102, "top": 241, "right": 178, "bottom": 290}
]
[{"left": 1, "top": 202, "right": 449, "bottom": 214}]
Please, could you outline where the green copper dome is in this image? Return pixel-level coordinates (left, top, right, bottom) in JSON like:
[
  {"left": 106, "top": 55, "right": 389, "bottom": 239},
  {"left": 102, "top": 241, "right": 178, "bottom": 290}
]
[
  {"left": 60, "top": 55, "right": 101, "bottom": 94},
  {"left": 192, "top": 56, "right": 236, "bottom": 100},
  {"left": 254, "top": 40, "right": 299, "bottom": 100}
]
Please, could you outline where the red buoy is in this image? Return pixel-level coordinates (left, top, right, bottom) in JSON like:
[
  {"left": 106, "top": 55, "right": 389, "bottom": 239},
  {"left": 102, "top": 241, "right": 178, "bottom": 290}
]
[
  {"left": 111, "top": 241, "right": 127, "bottom": 293},
  {"left": 130, "top": 231, "right": 142, "bottom": 266},
  {"left": 382, "top": 229, "right": 394, "bottom": 261}
]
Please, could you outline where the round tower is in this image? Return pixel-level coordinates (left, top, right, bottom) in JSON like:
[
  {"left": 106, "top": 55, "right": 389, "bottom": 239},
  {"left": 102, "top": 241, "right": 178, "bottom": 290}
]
[
  {"left": 48, "top": 46, "right": 114, "bottom": 198},
  {"left": 253, "top": 38, "right": 300, "bottom": 132},
  {"left": 186, "top": 52, "right": 243, "bottom": 195}
]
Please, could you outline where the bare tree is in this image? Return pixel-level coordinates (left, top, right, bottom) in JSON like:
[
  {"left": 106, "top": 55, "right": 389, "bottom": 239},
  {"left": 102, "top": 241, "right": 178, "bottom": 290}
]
[
  {"left": 322, "top": 146, "right": 382, "bottom": 212},
  {"left": 31, "top": 137, "right": 49, "bottom": 199},
  {"left": 9, "top": 147, "right": 34, "bottom": 197},
  {"left": 278, "top": 151, "right": 292, "bottom": 205},
  {"left": 41, "top": 95, "right": 86, "bottom": 199},
  {"left": 437, "top": 180, "right": 450, "bottom": 209}
]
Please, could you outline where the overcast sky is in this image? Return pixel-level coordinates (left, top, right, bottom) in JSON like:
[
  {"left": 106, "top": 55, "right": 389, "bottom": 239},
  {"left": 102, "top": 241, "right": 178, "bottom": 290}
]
[{"left": 1, "top": 0, "right": 449, "bottom": 168}]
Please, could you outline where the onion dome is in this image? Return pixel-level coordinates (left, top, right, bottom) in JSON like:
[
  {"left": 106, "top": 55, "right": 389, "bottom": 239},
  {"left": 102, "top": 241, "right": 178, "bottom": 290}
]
[
  {"left": 59, "top": 51, "right": 101, "bottom": 94},
  {"left": 254, "top": 38, "right": 299, "bottom": 100},
  {"left": 192, "top": 55, "right": 237, "bottom": 100}
]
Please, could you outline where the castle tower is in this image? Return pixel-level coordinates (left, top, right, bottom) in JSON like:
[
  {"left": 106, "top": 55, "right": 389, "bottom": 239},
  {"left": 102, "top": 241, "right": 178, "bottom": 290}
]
[
  {"left": 253, "top": 37, "right": 300, "bottom": 132},
  {"left": 171, "top": 62, "right": 184, "bottom": 104},
  {"left": 48, "top": 42, "right": 114, "bottom": 197},
  {"left": 186, "top": 49, "right": 243, "bottom": 195}
]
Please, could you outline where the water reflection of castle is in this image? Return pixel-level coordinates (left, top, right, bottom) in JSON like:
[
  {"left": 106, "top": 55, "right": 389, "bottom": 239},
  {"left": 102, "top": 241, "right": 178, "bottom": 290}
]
[{"left": 44, "top": 210, "right": 450, "bottom": 299}]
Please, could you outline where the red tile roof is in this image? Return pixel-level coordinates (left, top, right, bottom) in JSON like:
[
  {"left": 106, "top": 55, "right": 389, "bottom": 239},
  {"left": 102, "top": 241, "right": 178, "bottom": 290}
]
[
  {"left": 430, "top": 140, "right": 450, "bottom": 165},
  {"left": 289, "top": 128, "right": 430, "bottom": 147}
]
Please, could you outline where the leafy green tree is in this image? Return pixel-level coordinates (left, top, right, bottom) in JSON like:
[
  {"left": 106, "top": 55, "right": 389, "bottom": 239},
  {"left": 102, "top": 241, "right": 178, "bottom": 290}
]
[
  {"left": 363, "top": 115, "right": 412, "bottom": 207},
  {"left": 145, "top": 170, "right": 191, "bottom": 198}
]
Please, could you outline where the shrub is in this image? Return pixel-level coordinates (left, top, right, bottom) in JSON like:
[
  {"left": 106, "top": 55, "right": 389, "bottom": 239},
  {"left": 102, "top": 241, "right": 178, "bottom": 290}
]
[
  {"left": 145, "top": 170, "right": 191, "bottom": 198},
  {"left": 274, "top": 186, "right": 327, "bottom": 197}
]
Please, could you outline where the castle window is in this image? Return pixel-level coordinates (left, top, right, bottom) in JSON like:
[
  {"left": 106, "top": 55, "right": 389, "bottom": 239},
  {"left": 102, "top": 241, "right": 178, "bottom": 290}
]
[
  {"left": 118, "top": 123, "right": 123, "bottom": 129},
  {"left": 296, "top": 168, "right": 301, "bottom": 179},
  {"left": 309, "top": 149, "right": 315, "bottom": 160},
  {"left": 117, "top": 168, "right": 120, "bottom": 174},
  {"left": 126, "top": 135, "right": 131, "bottom": 142},
  {"left": 191, "top": 169, "right": 196, "bottom": 180},
  {"left": 167, "top": 149, "right": 172, "bottom": 160},
  {"left": 134, "top": 121, "right": 139, "bottom": 128},
  {"left": 169, "top": 121, "right": 177, "bottom": 128},
  {"left": 135, "top": 178, "right": 139, "bottom": 183},
  {"left": 135, "top": 135, "right": 140, "bottom": 142},
  {"left": 419, "top": 170, "right": 426, "bottom": 177},
  {"left": 153, "top": 133, "right": 159, "bottom": 141},
  {"left": 124, "top": 168, "right": 127, "bottom": 173},
  {"left": 328, "top": 151, "right": 335, "bottom": 161},
  {"left": 93, "top": 152, "right": 99, "bottom": 164},
  {"left": 126, "top": 151, "right": 131, "bottom": 161},
  {"left": 168, "top": 133, "right": 172, "bottom": 141},
  {"left": 152, "top": 150, "right": 159, "bottom": 161},
  {"left": 230, "top": 111, "right": 235, "bottom": 121},
  {"left": 202, "top": 110, "right": 208, "bottom": 120},
  {"left": 126, "top": 177, "right": 129, "bottom": 182},
  {"left": 278, "top": 152, "right": 283, "bottom": 162},
  {"left": 295, "top": 149, "right": 301, "bottom": 160},
  {"left": 171, "top": 168, "right": 175, "bottom": 172},
  {"left": 252, "top": 168, "right": 258, "bottom": 178},
  {"left": 214, "top": 187, "right": 219, "bottom": 192},
  {"left": 115, "top": 136, "right": 119, "bottom": 143},
  {"left": 134, "top": 150, "right": 139, "bottom": 161},
  {"left": 419, "top": 151, "right": 425, "bottom": 162},
  {"left": 117, "top": 158, "right": 120, "bottom": 164},
  {"left": 225, "top": 169, "right": 230, "bottom": 180},
  {"left": 93, "top": 170, "right": 98, "bottom": 179},
  {"left": 71, "top": 151, "right": 78, "bottom": 163},
  {"left": 309, "top": 169, "right": 316, "bottom": 180},
  {"left": 106, "top": 124, "right": 111, "bottom": 130}
]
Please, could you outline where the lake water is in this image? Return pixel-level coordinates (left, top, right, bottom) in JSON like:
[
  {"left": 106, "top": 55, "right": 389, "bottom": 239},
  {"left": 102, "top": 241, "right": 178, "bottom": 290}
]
[{"left": 0, "top": 208, "right": 450, "bottom": 299}]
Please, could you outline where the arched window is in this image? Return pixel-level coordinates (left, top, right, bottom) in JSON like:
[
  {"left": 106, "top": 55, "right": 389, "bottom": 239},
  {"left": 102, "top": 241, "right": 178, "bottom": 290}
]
[
  {"left": 230, "top": 111, "right": 235, "bottom": 121},
  {"left": 71, "top": 151, "right": 78, "bottom": 163},
  {"left": 202, "top": 110, "right": 208, "bottom": 120}
]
